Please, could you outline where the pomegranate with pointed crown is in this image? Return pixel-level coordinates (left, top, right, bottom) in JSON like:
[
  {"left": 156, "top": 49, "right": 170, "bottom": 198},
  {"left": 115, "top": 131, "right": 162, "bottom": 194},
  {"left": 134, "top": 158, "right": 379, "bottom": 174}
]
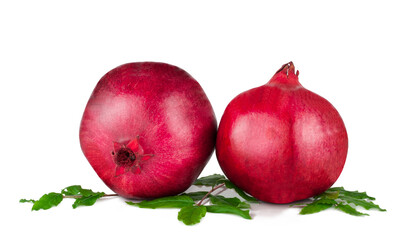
[
  {"left": 216, "top": 62, "right": 348, "bottom": 203},
  {"left": 80, "top": 62, "right": 217, "bottom": 199}
]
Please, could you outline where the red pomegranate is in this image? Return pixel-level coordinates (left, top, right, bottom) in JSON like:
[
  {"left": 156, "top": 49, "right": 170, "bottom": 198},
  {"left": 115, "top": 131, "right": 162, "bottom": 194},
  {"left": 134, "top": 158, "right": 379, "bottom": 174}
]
[
  {"left": 216, "top": 62, "right": 348, "bottom": 204},
  {"left": 80, "top": 62, "right": 217, "bottom": 199}
]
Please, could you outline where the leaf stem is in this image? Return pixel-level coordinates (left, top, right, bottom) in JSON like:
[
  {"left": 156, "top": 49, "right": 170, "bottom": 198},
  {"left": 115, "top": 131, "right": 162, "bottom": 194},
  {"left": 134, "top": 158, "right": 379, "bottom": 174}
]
[
  {"left": 63, "top": 193, "right": 118, "bottom": 199},
  {"left": 196, "top": 183, "right": 225, "bottom": 206}
]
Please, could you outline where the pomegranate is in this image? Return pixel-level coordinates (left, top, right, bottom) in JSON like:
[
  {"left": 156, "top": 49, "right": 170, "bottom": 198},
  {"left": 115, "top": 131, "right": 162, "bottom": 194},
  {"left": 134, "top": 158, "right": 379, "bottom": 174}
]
[
  {"left": 216, "top": 62, "right": 348, "bottom": 204},
  {"left": 80, "top": 62, "right": 217, "bottom": 199}
]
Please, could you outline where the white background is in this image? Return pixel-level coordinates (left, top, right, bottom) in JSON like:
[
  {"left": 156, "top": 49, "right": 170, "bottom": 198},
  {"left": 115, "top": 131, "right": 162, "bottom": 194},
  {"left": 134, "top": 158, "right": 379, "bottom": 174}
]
[{"left": 1, "top": 0, "right": 397, "bottom": 239}]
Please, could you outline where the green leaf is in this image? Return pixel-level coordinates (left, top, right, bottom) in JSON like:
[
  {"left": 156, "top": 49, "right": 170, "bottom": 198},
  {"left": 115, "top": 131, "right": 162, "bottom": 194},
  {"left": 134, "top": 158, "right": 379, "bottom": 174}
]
[
  {"left": 299, "top": 204, "right": 334, "bottom": 215},
  {"left": 20, "top": 199, "right": 36, "bottom": 203},
  {"left": 78, "top": 188, "right": 98, "bottom": 197},
  {"left": 339, "top": 195, "right": 386, "bottom": 211},
  {"left": 323, "top": 190, "right": 340, "bottom": 199},
  {"left": 314, "top": 198, "right": 339, "bottom": 205},
  {"left": 31, "top": 192, "right": 63, "bottom": 211},
  {"left": 222, "top": 180, "right": 258, "bottom": 203},
  {"left": 237, "top": 201, "right": 251, "bottom": 209},
  {"left": 60, "top": 185, "right": 106, "bottom": 209},
  {"left": 72, "top": 192, "right": 105, "bottom": 209},
  {"left": 126, "top": 195, "right": 195, "bottom": 209},
  {"left": 209, "top": 195, "right": 250, "bottom": 209},
  {"left": 299, "top": 199, "right": 337, "bottom": 215},
  {"left": 335, "top": 203, "right": 369, "bottom": 216},
  {"left": 62, "top": 185, "right": 99, "bottom": 197},
  {"left": 193, "top": 174, "right": 227, "bottom": 186},
  {"left": 314, "top": 188, "right": 341, "bottom": 200},
  {"left": 209, "top": 195, "right": 240, "bottom": 206},
  {"left": 332, "top": 187, "right": 376, "bottom": 200},
  {"left": 296, "top": 187, "right": 386, "bottom": 216},
  {"left": 181, "top": 192, "right": 210, "bottom": 201},
  {"left": 178, "top": 206, "right": 207, "bottom": 225},
  {"left": 206, "top": 204, "right": 252, "bottom": 219},
  {"left": 61, "top": 185, "right": 83, "bottom": 196}
]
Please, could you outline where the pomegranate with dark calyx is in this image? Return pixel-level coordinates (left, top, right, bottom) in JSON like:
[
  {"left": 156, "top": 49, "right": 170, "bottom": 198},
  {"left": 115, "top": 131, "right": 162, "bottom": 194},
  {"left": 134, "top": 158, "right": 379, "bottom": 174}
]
[
  {"left": 80, "top": 62, "right": 217, "bottom": 199},
  {"left": 216, "top": 62, "right": 348, "bottom": 204}
]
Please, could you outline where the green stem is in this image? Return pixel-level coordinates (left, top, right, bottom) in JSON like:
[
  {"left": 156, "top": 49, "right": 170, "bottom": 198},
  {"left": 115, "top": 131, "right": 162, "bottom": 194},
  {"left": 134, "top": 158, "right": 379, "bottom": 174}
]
[
  {"left": 63, "top": 193, "right": 118, "bottom": 199},
  {"left": 196, "top": 183, "right": 225, "bottom": 206}
]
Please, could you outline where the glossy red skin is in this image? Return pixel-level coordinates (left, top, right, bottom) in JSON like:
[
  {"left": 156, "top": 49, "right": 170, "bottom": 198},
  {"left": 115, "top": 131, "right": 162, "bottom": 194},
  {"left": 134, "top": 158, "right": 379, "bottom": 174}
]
[
  {"left": 216, "top": 63, "right": 348, "bottom": 204},
  {"left": 80, "top": 62, "right": 217, "bottom": 199}
]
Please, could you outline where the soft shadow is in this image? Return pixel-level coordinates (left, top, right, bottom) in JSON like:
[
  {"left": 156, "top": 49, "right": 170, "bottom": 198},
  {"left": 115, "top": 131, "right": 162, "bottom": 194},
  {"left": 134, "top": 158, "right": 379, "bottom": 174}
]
[
  {"left": 250, "top": 202, "right": 288, "bottom": 217},
  {"left": 251, "top": 199, "right": 312, "bottom": 217}
]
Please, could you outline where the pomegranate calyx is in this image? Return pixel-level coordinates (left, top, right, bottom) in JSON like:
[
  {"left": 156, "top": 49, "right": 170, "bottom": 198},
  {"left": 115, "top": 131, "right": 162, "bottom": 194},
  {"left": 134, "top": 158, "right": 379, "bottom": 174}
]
[
  {"left": 268, "top": 61, "right": 301, "bottom": 87},
  {"left": 114, "top": 147, "right": 136, "bottom": 167},
  {"left": 112, "top": 137, "right": 155, "bottom": 176}
]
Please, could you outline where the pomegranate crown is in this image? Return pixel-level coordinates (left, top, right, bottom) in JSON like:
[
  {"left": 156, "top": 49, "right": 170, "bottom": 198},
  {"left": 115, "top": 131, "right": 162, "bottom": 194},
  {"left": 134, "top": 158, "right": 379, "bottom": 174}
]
[{"left": 267, "top": 61, "right": 301, "bottom": 87}]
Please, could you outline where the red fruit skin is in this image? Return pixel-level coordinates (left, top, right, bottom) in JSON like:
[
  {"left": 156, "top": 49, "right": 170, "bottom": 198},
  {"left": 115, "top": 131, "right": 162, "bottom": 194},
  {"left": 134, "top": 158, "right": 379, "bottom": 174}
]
[
  {"left": 80, "top": 62, "right": 217, "bottom": 199},
  {"left": 216, "top": 62, "right": 348, "bottom": 204}
]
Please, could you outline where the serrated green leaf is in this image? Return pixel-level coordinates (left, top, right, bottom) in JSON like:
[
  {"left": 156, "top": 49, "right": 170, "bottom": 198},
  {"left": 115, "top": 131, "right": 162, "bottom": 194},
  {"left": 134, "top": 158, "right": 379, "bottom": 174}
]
[
  {"left": 72, "top": 192, "right": 105, "bottom": 209},
  {"left": 206, "top": 204, "right": 252, "bottom": 219},
  {"left": 222, "top": 180, "right": 258, "bottom": 203},
  {"left": 31, "top": 192, "right": 63, "bottom": 211},
  {"left": 324, "top": 191, "right": 340, "bottom": 199},
  {"left": 332, "top": 187, "right": 376, "bottom": 200},
  {"left": 193, "top": 174, "right": 227, "bottom": 186},
  {"left": 339, "top": 195, "right": 386, "bottom": 211},
  {"left": 209, "top": 195, "right": 250, "bottom": 209},
  {"left": 126, "top": 195, "right": 195, "bottom": 209},
  {"left": 295, "top": 186, "right": 386, "bottom": 216},
  {"left": 237, "top": 201, "right": 251, "bottom": 209},
  {"left": 181, "top": 192, "right": 210, "bottom": 201},
  {"left": 178, "top": 205, "right": 207, "bottom": 225},
  {"left": 335, "top": 203, "right": 369, "bottom": 216},
  {"left": 20, "top": 199, "right": 36, "bottom": 203},
  {"left": 299, "top": 204, "right": 334, "bottom": 215},
  {"left": 314, "top": 198, "right": 338, "bottom": 205},
  {"left": 61, "top": 185, "right": 83, "bottom": 196},
  {"left": 299, "top": 198, "right": 337, "bottom": 215},
  {"left": 314, "top": 189, "right": 340, "bottom": 200}
]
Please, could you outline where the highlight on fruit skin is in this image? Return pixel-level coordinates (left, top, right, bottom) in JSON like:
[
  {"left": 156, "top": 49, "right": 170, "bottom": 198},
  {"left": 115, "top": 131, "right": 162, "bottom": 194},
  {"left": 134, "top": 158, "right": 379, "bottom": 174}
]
[
  {"left": 215, "top": 62, "right": 348, "bottom": 204},
  {"left": 80, "top": 62, "right": 217, "bottom": 199}
]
